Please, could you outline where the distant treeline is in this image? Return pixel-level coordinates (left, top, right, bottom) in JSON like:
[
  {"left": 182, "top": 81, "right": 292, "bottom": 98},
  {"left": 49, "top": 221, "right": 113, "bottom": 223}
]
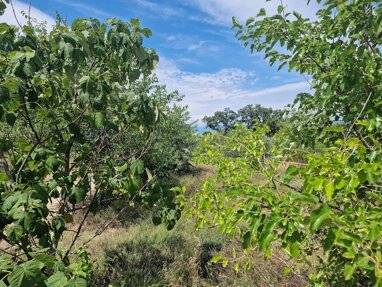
[{"left": 203, "top": 104, "right": 283, "bottom": 135}]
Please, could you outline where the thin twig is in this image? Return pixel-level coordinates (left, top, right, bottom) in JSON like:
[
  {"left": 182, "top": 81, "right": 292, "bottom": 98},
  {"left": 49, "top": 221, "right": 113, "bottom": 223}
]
[
  {"left": 27, "top": 1, "right": 31, "bottom": 26},
  {"left": 15, "top": 142, "right": 38, "bottom": 183},
  {"left": 345, "top": 91, "right": 372, "bottom": 140},
  {"left": 9, "top": 0, "right": 23, "bottom": 29},
  {"left": 22, "top": 99, "right": 41, "bottom": 143},
  {"left": 63, "top": 197, "right": 94, "bottom": 260},
  {"left": 70, "top": 176, "right": 156, "bottom": 254}
]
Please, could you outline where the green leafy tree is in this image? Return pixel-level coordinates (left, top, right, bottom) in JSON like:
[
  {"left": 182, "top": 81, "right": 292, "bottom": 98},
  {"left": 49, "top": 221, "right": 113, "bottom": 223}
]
[
  {"left": 118, "top": 77, "right": 198, "bottom": 180},
  {"left": 184, "top": 1, "right": 382, "bottom": 286},
  {"left": 203, "top": 107, "right": 237, "bottom": 134},
  {"left": 203, "top": 104, "right": 283, "bottom": 135},
  {"left": 0, "top": 3, "right": 178, "bottom": 286},
  {"left": 237, "top": 104, "right": 283, "bottom": 135}
]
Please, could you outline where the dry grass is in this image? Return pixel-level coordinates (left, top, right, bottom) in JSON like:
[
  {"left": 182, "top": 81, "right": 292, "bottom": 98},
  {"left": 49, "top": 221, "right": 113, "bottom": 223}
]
[{"left": 57, "top": 164, "right": 309, "bottom": 287}]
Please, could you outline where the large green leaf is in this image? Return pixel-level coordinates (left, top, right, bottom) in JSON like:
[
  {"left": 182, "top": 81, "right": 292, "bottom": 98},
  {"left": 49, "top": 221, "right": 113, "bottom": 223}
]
[
  {"left": 46, "top": 272, "right": 68, "bottom": 287},
  {"left": 310, "top": 204, "right": 331, "bottom": 233},
  {"left": 8, "top": 260, "right": 46, "bottom": 287}
]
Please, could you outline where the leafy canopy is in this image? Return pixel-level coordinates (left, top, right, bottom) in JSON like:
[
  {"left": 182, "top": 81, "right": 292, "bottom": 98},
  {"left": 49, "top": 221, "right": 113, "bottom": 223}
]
[
  {"left": 203, "top": 104, "right": 283, "bottom": 135},
  {"left": 0, "top": 3, "right": 178, "bottom": 286},
  {"left": 184, "top": 1, "right": 382, "bottom": 286}
]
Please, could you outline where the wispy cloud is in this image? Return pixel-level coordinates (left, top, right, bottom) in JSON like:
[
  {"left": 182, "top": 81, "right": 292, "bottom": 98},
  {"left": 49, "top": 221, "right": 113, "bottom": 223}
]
[
  {"left": 131, "top": 0, "right": 184, "bottom": 19},
  {"left": 177, "top": 57, "right": 200, "bottom": 65},
  {"left": 161, "top": 34, "right": 219, "bottom": 53},
  {"left": 53, "top": 0, "right": 114, "bottom": 18},
  {"left": 156, "top": 57, "right": 310, "bottom": 122},
  {"left": 1, "top": 0, "right": 55, "bottom": 28},
  {"left": 187, "top": 41, "right": 205, "bottom": 51},
  {"left": 187, "top": 0, "right": 320, "bottom": 26}
]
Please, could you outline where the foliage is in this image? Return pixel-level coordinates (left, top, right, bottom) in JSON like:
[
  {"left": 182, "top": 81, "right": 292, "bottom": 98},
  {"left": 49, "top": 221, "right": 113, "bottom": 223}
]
[
  {"left": 203, "top": 108, "right": 238, "bottom": 134},
  {"left": 0, "top": 5, "right": 178, "bottom": 286},
  {"left": 120, "top": 77, "right": 198, "bottom": 180},
  {"left": 189, "top": 123, "right": 382, "bottom": 286},
  {"left": 233, "top": 0, "right": 382, "bottom": 144},
  {"left": 185, "top": 1, "right": 382, "bottom": 286},
  {"left": 203, "top": 104, "right": 283, "bottom": 135}
]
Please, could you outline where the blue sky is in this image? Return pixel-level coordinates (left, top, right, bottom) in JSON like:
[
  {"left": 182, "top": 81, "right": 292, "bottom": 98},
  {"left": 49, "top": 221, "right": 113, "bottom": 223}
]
[{"left": 1, "top": 0, "right": 319, "bottom": 123}]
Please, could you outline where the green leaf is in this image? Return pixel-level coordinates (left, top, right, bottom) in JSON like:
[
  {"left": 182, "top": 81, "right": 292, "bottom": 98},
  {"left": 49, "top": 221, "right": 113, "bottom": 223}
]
[
  {"left": 310, "top": 204, "right": 331, "bottom": 233},
  {"left": 116, "top": 162, "right": 128, "bottom": 172},
  {"left": 8, "top": 260, "right": 46, "bottom": 287},
  {"left": 33, "top": 254, "right": 55, "bottom": 269},
  {"left": 5, "top": 112, "right": 17, "bottom": 126},
  {"left": 289, "top": 242, "right": 300, "bottom": 258},
  {"left": 64, "top": 43, "right": 74, "bottom": 59},
  {"left": 0, "top": 256, "right": 13, "bottom": 270},
  {"left": 152, "top": 216, "right": 161, "bottom": 225},
  {"left": 325, "top": 182, "right": 335, "bottom": 200},
  {"left": 284, "top": 165, "right": 299, "bottom": 183},
  {"left": 68, "top": 187, "right": 86, "bottom": 204},
  {"left": 46, "top": 157, "right": 60, "bottom": 172},
  {"left": 232, "top": 17, "right": 242, "bottom": 28},
  {"left": 0, "top": 139, "right": 12, "bottom": 152},
  {"left": 246, "top": 17, "right": 254, "bottom": 26},
  {"left": 344, "top": 263, "right": 356, "bottom": 281},
  {"left": 6, "top": 224, "right": 24, "bottom": 242},
  {"left": 257, "top": 8, "right": 266, "bottom": 17},
  {"left": 131, "top": 159, "right": 144, "bottom": 175},
  {"left": 290, "top": 192, "right": 319, "bottom": 204},
  {"left": 369, "top": 222, "right": 380, "bottom": 243},
  {"left": 66, "top": 278, "right": 87, "bottom": 287},
  {"left": 94, "top": 112, "right": 104, "bottom": 128},
  {"left": 141, "top": 28, "right": 152, "bottom": 37},
  {"left": 46, "top": 272, "right": 68, "bottom": 287},
  {"left": 211, "top": 253, "right": 223, "bottom": 263},
  {"left": 323, "top": 228, "right": 336, "bottom": 252},
  {"left": 242, "top": 231, "right": 251, "bottom": 249},
  {"left": 0, "top": 1, "right": 7, "bottom": 16},
  {"left": 0, "top": 87, "right": 10, "bottom": 104},
  {"left": 259, "top": 215, "right": 280, "bottom": 251}
]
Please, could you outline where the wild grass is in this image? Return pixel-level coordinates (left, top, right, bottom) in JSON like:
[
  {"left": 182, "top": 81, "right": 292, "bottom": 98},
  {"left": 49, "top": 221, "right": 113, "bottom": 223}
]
[{"left": 62, "top": 164, "right": 309, "bottom": 286}]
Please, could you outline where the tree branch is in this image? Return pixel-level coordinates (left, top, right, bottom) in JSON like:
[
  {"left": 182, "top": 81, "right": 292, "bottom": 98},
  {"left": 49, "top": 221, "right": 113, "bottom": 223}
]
[
  {"left": 9, "top": 0, "right": 23, "bottom": 29},
  {"left": 21, "top": 98, "right": 41, "bottom": 143}
]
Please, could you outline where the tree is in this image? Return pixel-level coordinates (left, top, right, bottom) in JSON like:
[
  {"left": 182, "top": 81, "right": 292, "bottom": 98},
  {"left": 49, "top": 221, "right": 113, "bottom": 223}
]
[
  {"left": 203, "top": 104, "right": 283, "bottom": 135},
  {"left": 0, "top": 3, "right": 178, "bottom": 286},
  {"left": 237, "top": 104, "right": 283, "bottom": 135},
  {"left": 185, "top": 1, "right": 382, "bottom": 285},
  {"left": 203, "top": 107, "right": 237, "bottom": 134},
  {"left": 119, "top": 77, "right": 198, "bottom": 180}
]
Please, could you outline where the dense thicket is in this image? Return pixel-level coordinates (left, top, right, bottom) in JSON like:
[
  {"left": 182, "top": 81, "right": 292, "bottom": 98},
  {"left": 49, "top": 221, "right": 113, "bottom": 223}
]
[
  {"left": 184, "top": 1, "right": 382, "bottom": 286},
  {"left": 122, "top": 78, "right": 197, "bottom": 180},
  {"left": 0, "top": 3, "right": 180, "bottom": 286}
]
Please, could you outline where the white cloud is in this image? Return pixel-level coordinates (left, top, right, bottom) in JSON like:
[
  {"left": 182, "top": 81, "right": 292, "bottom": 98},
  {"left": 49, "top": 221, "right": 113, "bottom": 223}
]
[
  {"left": 161, "top": 34, "right": 220, "bottom": 54},
  {"left": 1, "top": 0, "right": 55, "bottom": 28},
  {"left": 188, "top": 0, "right": 320, "bottom": 26},
  {"left": 131, "top": 0, "right": 184, "bottom": 19},
  {"left": 188, "top": 41, "right": 205, "bottom": 51},
  {"left": 156, "top": 57, "right": 310, "bottom": 122}
]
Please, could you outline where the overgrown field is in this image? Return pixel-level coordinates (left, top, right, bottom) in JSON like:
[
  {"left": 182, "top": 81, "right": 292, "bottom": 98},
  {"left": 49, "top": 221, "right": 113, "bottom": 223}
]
[{"left": 63, "top": 165, "right": 309, "bottom": 287}]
